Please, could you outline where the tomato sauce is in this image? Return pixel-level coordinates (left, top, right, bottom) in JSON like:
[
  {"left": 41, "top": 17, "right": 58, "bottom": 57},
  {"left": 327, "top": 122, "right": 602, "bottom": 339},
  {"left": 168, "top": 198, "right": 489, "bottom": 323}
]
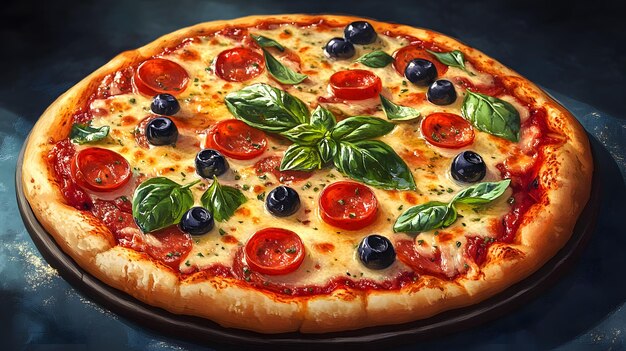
[{"left": 49, "top": 18, "right": 565, "bottom": 292}]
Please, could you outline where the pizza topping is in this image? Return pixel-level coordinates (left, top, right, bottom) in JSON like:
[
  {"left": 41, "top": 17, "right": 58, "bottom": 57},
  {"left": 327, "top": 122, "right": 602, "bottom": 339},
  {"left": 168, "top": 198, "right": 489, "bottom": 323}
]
[
  {"left": 319, "top": 181, "right": 378, "bottom": 230},
  {"left": 132, "top": 177, "right": 198, "bottom": 233},
  {"left": 200, "top": 176, "right": 247, "bottom": 222},
  {"left": 427, "top": 79, "right": 457, "bottom": 105},
  {"left": 405, "top": 59, "right": 438, "bottom": 86},
  {"left": 266, "top": 186, "right": 301, "bottom": 217},
  {"left": 205, "top": 119, "right": 267, "bottom": 160},
  {"left": 250, "top": 34, "right": 285, "bottom": 52},
  {"left": 134, "top": 58, "right": 189, "bottom": 96},
  {"left": 145, "top": 117, "right": 179, "bottom": 146},
  {"left": 395, "top": 239, "right": 446, "bottom": 278},
  {"left": 393, "top": 45, "right": 448, "bottom": 77},
  {"left": 254, "top": 156, "right": 312, "bottom": 183},
  {"left": 357, "top": 234, "right": 396, "bottom": 270},
  {"left": 421, "top": 112, "right": 475, "bottom": 148},
  {"left": 214, "top": 47, "right": 264, "bottom": 82},
  {"left": 344, "top": 21, "right": 378, "bottom": 44},
  {"left": 355, "top": 51, "right": 394, "bottom": 68},
  {"left": 324, "top": 38, "right": 355, "bottom": 59},
  {"left": 329, "top": 69, "right": 382, "bottom": 100},
  {"left": 145, "top": 225, "right": 193, "bottom": 270},
  {"left": 379, "top": 95, "right": 421, "bottom": 121},
  {"left": 69, "top": 123, "right": 110, "bottom": 145},
  {"left": 244, "top": 228, "right": 305, "bottom": 275},
  {"left": 394, "top": 180, "right": 510, "bottom": 233},
  {"left": 150, "top": 93, "right": 180, "bottom": 116},
  {"left": 451, "top": 151, "right": 487, "bottom": 183},
  {"left": 71, "top": 148, "right": 131, "bottom": 193},
  {"left": 460, "top": 90, "right": 521, "bottom": 142},
  {"left": 426, "top": 49, "right": 473, "bottom": 75},
  {"left": 227, "top": 85, "right": 415, "bottom": 190},
  {"left": 195, "top": 149, "right": 229, "bottom": 178},
  {"left": 261, "top": 48, "right": 308, "bottom": 85},
  {"left": 179, "top": 207, "right": 215, "bottom": 235}
]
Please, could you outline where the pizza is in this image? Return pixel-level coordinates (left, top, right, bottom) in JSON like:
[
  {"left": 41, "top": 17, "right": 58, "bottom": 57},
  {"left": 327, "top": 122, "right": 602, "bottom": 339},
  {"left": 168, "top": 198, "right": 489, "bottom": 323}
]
[{"left": 21, "top": 14, "right": 593, "bottom": 333}]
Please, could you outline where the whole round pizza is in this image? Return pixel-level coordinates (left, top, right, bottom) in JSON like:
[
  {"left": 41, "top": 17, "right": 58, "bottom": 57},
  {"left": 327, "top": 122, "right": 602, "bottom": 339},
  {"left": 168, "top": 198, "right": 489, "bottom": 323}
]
[{"left": 21, "top": 14, "right": 593, "bottom": 333}]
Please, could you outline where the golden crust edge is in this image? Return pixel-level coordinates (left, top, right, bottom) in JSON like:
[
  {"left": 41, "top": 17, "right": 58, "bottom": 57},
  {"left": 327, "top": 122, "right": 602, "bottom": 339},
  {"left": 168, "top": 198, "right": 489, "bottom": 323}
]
[{"left": 20, "top": 14, "right": 593, "bottom": 334}]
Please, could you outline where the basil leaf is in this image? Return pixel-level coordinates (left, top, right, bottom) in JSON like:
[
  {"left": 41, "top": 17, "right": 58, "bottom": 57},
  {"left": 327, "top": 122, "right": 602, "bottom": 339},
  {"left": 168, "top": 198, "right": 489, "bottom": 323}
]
[
  {"left": 132, "top": 177, "right": 197, "bottom": 233},
  {"left": 355, "top": 50, "right": 394, "bottom": 68},
  {"left": 281, "top": 124, "right": 326, "bottom": 146},
  {"left": 331, "top": 116, "right": 395, "bottom": 142},
  {"left": 393, "top": 201, "right": 457, "bottom": 233},
  {"left": 310, "top": 105, "right": 336, "bottom": 131},
  {"left": 70, "top": 123, "right": 110, "bottom": 144},
  {"left": 452, "top": 179, "right": 511, "bottom": 205},
  {"left": 262, "top": 49, "right": 308, "bottom": 85},
  {"left": 461, "top": 90, "right": 521, "bottom": 142},
  {"left": 334, "top": 140, "right": 416, "bottom": 190},
  {"left": 379, "top": 95, "right": 421, "bottom": 121},
  {"left": 318, "top": 137, "right": 337, "bottom": 163},
  {"left": 251, "top": 34, "right": 285, "bottom": 52},
  {"left": 426, "top": 49, "right": 473, "bottom": 75},
  {"left": 200, "top": 176, "right": 247, "bottom": 222},
  {"left": 225, "top": 83, "right": 309, "bottom": 132},
  {"left": 280, "top": 144, "right": 322, "bottom": 171}
]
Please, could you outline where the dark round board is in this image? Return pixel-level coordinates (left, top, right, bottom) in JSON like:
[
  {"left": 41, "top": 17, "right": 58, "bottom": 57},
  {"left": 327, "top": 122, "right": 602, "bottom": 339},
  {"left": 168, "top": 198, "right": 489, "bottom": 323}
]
[{"left": 16, "top": 135, "right": 600, "bottom": 350}]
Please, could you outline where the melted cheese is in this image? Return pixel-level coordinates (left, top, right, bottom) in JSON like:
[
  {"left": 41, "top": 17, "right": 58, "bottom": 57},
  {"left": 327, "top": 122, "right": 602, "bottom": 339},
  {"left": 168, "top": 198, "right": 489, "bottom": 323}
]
[{"left": 86, "top": 24, "right": 528, "bottom": 285}]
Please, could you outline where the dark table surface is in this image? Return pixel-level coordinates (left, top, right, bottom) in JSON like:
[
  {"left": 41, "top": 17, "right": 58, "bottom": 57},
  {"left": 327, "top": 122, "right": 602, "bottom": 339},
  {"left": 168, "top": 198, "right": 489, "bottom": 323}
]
[{"left": 1, "top": 0, "right": 625, "bottom": 350}]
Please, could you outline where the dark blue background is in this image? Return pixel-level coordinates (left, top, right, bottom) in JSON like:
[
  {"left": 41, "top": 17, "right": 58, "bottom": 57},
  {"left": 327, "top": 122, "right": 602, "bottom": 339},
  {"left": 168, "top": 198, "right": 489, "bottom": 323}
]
[{"left": 1, "top": 1, "right": 625, "bottom": 350}]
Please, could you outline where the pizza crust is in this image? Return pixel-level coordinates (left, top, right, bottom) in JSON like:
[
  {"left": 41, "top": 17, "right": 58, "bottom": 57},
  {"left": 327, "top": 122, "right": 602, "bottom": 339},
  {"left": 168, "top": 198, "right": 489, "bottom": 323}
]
[{"left": 21, "top": 14, "right": 593, "bottom": 333}]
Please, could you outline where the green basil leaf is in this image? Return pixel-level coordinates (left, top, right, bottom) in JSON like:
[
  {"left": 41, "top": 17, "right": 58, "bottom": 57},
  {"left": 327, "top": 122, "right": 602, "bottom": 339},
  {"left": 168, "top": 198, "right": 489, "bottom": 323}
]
[
  {"left": 132, "top": 177, "right": 197, "bottom": 233},
  {"left": 426, "top": 49, "right": 473, "bottom": 75},
  {"left": 331, "top": 116, "right": 395, "bottom": 142},
  {"left": 251, "top": 34, "right": 285, "bottom": 52},
  {"left": 393, "top": 201, "right": 457, "bottom": 233},
  {"left": 280, "top": 144, "right": 322, "bottom": 171},
  {"left": 70, "top": 123, "right": 110, "bottom": 144},
  {"left": 318, "top": 137, "right": 337, "bottom": 164},
  {"left": 225, "top": 83, "right": 310, "bottom": 132},
  {"left": 355, "top": 50, "right": 394, "bottom": 68},
  {"left": 310, "top": 105, "right": 336, "bottom": 131},
  {"left": 200, "top": 176, "right": 247, "bottom": 222},
  {"left": 379, "top": 95, "right": 421, "bottom": 121},
  {"left": 281, "top": 124, "right": 326, "bottom": 146},
  {"left": 452, "top": 179, "right": 511, "bottom": 205},
  {"left": 334, "top": 140, "right": 416, "bottom": 190},
  {"left": 263, "top": 49, "right": 308, "bottom": 85},
  {"left": 461, "top": 90, "right": 521, "bottom": 142}
]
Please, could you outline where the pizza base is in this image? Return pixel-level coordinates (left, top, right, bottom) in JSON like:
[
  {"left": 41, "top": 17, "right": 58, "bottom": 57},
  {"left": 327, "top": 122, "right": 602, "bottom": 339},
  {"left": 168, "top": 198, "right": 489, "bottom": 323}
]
[{"left": 22, "top": 14, "right": 593, "bottom": 333}]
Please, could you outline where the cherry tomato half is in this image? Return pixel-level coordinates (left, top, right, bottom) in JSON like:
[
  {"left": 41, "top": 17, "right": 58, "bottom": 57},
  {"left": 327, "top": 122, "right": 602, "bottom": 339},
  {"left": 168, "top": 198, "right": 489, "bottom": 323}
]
[
  {"left": 244, "top": 228, "right": 305, "bottom": 275},
  {"left": 318, "top": 181, "right": 378, "bottom": 230},
  {"left": 134, "top": 58, "right": 189, "bottom": 96},
  {"left": 214, "top": 47, "right": 264, "bottom": 82},
  {"left": 392, "top": 45, "right": 448, "bottom": 77},
  {"left": 204, "top": 119, "right": 267, "bottom": 160},
  {"left": 421, "top": 113, "right": 475, "bottom": 148},
  {"left": 254, "top": 156, "right": 312, "bottom": 183},
  {"left": 329, "top": 69, "right": 382, "bottom": 100},
  {"left": 71, "top": 148, "right": 131, "bottom": 192}
]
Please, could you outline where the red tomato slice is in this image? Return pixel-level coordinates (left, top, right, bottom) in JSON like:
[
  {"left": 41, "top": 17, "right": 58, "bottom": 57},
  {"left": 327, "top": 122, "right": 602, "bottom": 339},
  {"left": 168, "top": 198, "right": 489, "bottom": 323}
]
[
  {"left": 244, "top": 228, "right": 305, "bottom": 275},
  {"left": 145, "top": 226, "right": 193, "bottom": 270},
  {"left": 421, "top": 113, "right": 475, "bottom": 148},
  {"left": 71, "top": 148, "right": 131, "bottom": 192},
  {"left": 204, "top": 119, "right": 267, "bottom": 160},
  {"left": 214, "top": 47, "right": 264, "bottom": 82},
  {"left": 329, "top": 69, "right": 382, "bottom": 100},
  {"left": 395, "top": 239, "right": 445, "bottom": 277},
  {"left": 318, "top": 181, "right": 378, "bottom": 230},
  {"left": 254, "top": 156, "right": 312, "bottom": 183},
  {"left": 134, "top": 58, "right": 189, "bottom": 96},
  {"left": 393, "top": 45, "right": 448, "bottom": 77}
]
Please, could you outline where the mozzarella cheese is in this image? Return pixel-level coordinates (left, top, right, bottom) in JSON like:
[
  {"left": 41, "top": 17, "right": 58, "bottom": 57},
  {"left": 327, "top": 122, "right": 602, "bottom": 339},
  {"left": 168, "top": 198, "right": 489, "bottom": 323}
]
[{"left": 86, "top": 24, "right": 527, "bottom": 285}]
